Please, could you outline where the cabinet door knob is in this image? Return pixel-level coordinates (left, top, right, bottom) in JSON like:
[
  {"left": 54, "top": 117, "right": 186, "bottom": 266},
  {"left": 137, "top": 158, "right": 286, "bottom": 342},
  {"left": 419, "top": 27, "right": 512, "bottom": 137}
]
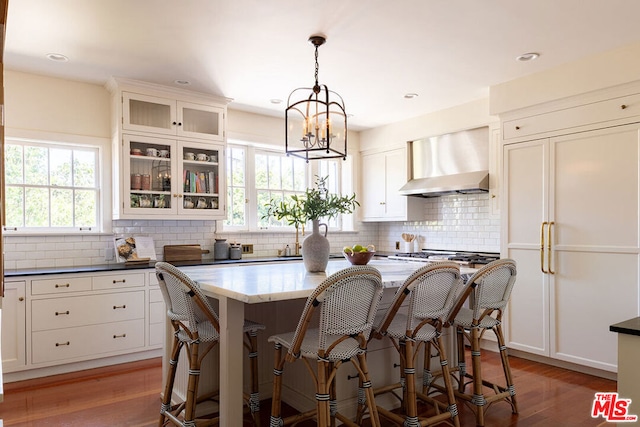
[
  {"left": 515, "top": 126, "right": 521, "bottom": 130},
  {"left": 621, "top": 104, "right": 628, "bottom": 110},
  {"left": 18, "top": 297, "right": 24, "bottom": 302},
  {"left": 172, "top": 121, "right": 177, "bottom": 125}
]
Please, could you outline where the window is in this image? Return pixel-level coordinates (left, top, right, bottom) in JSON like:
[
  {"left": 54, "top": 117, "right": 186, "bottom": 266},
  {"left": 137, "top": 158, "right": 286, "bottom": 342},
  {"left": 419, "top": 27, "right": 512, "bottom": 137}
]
[
  {"left": 224, "top": 142, "right": 348, "bottom": 232},
  {"left": 4, "top": 138, "right": 100, "bottom": 232}
]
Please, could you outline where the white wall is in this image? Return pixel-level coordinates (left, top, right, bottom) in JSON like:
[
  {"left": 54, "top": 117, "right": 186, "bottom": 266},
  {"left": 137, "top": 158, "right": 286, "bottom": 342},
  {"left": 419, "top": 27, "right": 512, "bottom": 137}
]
[{"left": 1, "top": 71, "right": 373, "bottom": 269}]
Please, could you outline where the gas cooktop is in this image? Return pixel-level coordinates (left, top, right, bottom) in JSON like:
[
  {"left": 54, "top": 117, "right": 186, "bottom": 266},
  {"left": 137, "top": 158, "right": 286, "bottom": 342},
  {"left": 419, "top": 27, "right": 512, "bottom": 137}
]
[{"left": 388, "top": 250, "right": 500, "bottom": 266}]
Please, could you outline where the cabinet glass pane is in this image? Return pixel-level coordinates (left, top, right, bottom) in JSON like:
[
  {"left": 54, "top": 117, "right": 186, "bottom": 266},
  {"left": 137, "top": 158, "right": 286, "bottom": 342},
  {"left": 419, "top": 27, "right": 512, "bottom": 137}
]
[
  {"left": 128, "top": 139, "right": 172, "bottom": 210},
  {"left": 182, "top": 108, "right": 219, "bottom": 135},
  {"left": 181, "top": 145, "right": 221, "bottom": 211},
  {"left": 129, "top": 99, "right": 172, "bottom": 130}
]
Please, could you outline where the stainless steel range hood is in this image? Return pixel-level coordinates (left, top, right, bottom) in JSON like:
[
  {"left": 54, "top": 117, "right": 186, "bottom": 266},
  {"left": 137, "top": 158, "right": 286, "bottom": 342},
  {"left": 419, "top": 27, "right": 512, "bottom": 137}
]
[{"left": 399, "top": 126, "right": 489, "bottom": 197}]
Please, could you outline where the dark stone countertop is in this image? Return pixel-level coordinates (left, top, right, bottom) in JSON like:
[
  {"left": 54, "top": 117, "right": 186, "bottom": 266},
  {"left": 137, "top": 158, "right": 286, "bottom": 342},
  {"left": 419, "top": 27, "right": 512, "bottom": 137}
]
[
  {"left": 610, "top": 317, "right": 640, "bottom": 337},
  {"left": 4, "top": 252, "right": 393, "bottom": 278}
]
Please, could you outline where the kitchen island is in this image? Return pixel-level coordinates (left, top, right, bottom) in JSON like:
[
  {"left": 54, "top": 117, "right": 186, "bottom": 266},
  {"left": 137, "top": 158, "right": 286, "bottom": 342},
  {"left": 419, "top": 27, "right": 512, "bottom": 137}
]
[
  {"left": 610, "top": 318, "right": 640, "bottom": 421},
  {"left": 177, "top": 258, "right": 476, "bottom": 426}
]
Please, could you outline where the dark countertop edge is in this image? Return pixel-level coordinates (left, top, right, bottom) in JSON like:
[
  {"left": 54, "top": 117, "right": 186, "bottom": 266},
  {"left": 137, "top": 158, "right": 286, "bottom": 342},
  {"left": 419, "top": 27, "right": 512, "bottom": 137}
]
[
  {"left": 610, "top": 317, "right": 640, "bottom": 337},
  {"left": 4, "top": 253, "right": 392, "bottom": 277}
]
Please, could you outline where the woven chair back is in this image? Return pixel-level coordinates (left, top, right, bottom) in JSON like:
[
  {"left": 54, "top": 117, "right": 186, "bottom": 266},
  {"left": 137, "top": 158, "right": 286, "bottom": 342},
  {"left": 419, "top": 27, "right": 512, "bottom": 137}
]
[
  {"left": 290, "top": 265, "right": 383, "bottom": 357},
  {"left": 466, "top": 259, "right": 517, "bottom": 320},
  {"left": 155, "top": 261, "right": 220, "bottom": 335}
]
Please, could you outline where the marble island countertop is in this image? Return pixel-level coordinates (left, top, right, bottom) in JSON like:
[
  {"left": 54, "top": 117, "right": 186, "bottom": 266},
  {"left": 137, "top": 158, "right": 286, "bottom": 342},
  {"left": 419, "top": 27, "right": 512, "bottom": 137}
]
[
  {"left": 3, "top": 252, "right": 374, "bottom": 278},
  {"left": 180, "top": 258, "right": 477, "bottom": 304}
]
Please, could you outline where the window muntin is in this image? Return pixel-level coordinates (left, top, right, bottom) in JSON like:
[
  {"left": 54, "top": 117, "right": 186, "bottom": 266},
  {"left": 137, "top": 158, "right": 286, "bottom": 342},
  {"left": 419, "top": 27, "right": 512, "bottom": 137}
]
[
  {"left": 4, "top": 139, "right": 100, "bottom": 231},
  {"left": 224, "top": 142, "right": 348, "bottom": 232}
]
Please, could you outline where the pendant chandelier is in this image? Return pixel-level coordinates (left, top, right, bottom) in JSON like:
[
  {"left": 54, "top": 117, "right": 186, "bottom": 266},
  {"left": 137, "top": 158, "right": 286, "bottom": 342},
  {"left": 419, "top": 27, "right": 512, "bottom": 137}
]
[{"left": 285, "top": 34, "right": 347, "bottom": 162}]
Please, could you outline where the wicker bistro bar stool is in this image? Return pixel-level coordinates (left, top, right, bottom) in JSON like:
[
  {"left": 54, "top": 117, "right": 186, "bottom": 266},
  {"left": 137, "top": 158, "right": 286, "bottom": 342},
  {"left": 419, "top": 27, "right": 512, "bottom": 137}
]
[
  {"left": 155, "top": 262, "right": 265, "bottom": 427},
  {"left": 430, "top": 259, "right": 518, "bottom": 426},
  {"left": 369, "top": 262, "right": 475, "bottom": 427},
  {"left": 268, "top": 265, "right": 384, "bottom": 427}
]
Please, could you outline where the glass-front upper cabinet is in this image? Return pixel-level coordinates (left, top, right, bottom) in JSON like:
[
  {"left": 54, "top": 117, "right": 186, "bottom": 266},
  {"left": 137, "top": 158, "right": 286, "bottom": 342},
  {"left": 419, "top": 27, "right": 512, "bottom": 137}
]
[
  {"left": 121, "top": 134, "right": 225, "bottom": 219},
  {"left": 123, "top": 92, "right": 224, "bottom": 141}
]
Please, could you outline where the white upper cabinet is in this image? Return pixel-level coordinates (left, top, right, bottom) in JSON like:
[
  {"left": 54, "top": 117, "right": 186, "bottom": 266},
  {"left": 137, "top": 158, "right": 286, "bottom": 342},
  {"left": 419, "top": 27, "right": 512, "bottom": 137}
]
[
  {"left": 123, "top": 92, "right": 225, "bottom": 141},
  {"left": 360, "top": 146, "right": 424, "bottom": 222},
  {"left": 108, "top": 78, "right": 231, "bottom": 220}
]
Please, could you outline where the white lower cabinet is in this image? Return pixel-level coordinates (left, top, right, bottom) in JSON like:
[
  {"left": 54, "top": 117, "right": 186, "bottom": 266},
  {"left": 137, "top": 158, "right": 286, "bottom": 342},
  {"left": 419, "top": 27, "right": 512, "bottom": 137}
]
[
  {"left": 1, "top": 281, "right": 26, "bottom": 372},
  {"left": 502, "top": 122, "right": 640, "bottom": 372},
  {"left": 3, "top": 269, "right": 161, "bottom": 378}
]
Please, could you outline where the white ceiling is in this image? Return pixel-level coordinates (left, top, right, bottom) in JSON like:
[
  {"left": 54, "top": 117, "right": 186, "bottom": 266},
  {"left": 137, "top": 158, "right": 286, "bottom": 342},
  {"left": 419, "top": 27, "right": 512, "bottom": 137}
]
[{"left": 5, "top": 0, "right": 640, "bottom": 130}]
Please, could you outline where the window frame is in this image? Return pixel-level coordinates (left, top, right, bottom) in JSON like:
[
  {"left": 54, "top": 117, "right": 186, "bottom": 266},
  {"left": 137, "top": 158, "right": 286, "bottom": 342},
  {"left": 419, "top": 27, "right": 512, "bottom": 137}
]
[
  {"left": 3, "top": 129, "right": 111, "bottom": 235},
  {"left": 222, "top": 140, "right": 352, "bottom": 233}
]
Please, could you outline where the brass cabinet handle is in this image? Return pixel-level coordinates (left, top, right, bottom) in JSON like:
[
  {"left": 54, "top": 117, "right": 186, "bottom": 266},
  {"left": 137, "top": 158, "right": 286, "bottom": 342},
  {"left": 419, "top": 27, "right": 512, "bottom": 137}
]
[
  {"left": 112, "top": 279, "right": 126, "bottom": 284},
  {"left": 55, "top": 310, "right": 70, "bottom": 316},
  {"left": 113, "top": 305, "right": 126, "bottom": 310},
  {"left": 113, "top": 334, "right": 127, "bottom": 339},
  {"left": 55, "top": 341, "right": 70, "bottom": 347},
  {"left": 55, "top": 283, "right": 70, "bottom": 288},
  {"left": 540, "top": 222, "right": 548, "bottom": 273},
  {"left": 548, "top": 221, "right": 555, "bottom": 274}
]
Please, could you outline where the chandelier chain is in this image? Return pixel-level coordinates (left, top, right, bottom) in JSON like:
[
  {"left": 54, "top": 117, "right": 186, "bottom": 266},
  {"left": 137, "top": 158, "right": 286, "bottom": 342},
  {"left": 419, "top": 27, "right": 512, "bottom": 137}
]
[{"left": 314, "top": 44, "right": 320, "bottom": 88}]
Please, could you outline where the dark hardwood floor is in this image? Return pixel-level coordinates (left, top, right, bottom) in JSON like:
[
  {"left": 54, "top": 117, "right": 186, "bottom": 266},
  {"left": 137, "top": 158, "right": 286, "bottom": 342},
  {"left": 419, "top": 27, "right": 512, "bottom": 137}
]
[{"left": 0, "top": 352, "right": 617, "bottom": 426}]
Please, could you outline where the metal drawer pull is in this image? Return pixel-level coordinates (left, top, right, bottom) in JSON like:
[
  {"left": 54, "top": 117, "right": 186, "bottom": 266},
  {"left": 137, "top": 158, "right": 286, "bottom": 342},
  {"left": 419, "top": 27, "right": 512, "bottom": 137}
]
[
  {"left": 113, "top": 334, "right": 127, "bottom": 339},
  {"left": 55, "top": 283, "right": 70, "bottom": 288},
  {"left": 113, "top": 305, "right": 126, "bottom": 309},
  {"left": 55, "top": 341, "right": 70, "bottom": 347},
  {"left": 55, "top": 310, "right": 70, "bottom": 316},
  {"left": 112, "top": 279, "right": 126, "bottom": 284}
]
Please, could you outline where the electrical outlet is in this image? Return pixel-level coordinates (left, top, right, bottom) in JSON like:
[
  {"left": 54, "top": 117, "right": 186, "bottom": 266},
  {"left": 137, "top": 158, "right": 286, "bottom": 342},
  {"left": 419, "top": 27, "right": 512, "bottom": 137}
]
[
  {"left": 241, "top": 244, "right": 253, "bottom": 254},
  {"left": 395, "top": 241, "right": 400, "bottom": 250}
]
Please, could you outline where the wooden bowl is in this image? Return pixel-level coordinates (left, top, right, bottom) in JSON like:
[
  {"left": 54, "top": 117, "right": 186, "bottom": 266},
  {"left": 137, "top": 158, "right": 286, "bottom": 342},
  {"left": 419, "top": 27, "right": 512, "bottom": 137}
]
[{"left": 343, "top": 246, "right": 376, "bottom": 265}]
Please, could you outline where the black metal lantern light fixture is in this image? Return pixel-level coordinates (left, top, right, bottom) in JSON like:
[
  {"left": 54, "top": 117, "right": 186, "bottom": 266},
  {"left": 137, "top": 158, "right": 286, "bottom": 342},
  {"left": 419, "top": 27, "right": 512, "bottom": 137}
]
[{"left": 285, "top": 35, "right": 347, "bottom": 162}]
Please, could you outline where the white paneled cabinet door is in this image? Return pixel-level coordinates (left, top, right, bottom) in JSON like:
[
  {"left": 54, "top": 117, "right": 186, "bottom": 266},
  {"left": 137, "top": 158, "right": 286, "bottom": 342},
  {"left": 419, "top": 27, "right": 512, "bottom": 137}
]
[
  {"left": 384, "top": 148, "right": 409, "bottom": 219},
  {"left": 549, "top": 124, "right": 640, "bottom": 371},
  {"left": 503, "top": 123, "right": 640, "bottom": 372},
  {"left": 361, "top": 152, "right": 386, "bottom": 219},
  {"left": 503, "top": 139, "right": 550, "bottom": 356},
  {"left": 1, "top": 281, "right": 26, "bottom": 372}
]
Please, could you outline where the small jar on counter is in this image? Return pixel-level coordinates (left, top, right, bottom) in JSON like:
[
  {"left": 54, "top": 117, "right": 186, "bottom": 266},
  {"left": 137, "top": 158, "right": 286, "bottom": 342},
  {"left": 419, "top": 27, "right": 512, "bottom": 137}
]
[
  {"left": 229, "top": 243, "right": 242, "bottom": 260},
  {"left": 214, "top": 239, "right": 230, "bottom": 260}
]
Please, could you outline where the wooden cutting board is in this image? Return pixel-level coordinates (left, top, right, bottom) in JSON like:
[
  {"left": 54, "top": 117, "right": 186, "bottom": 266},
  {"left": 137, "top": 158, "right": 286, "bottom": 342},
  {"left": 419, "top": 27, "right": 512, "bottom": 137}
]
[{"left": 163, "top": 244, "right": 210, "bottom": 262}]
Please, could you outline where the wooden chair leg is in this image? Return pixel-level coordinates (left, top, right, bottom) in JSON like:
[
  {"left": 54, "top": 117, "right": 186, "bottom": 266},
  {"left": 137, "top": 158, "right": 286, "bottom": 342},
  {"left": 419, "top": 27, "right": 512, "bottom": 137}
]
[
  {"left": 270, "top": 343, "right": 285, "bottom": 426},
  {"left": 159, "top": 336, "right": 182, "bottom": 427},
  {"left": 184, "top": 342, "right": 201, "bottom": 424},
  {"left": 495, "top": 324, "right": 518, "bottom": 414},
  {"left": 357, "top": 352, "right": 381, "bottom": 427},
  {"left": 316, "top": 357, "right": 331, "bottom": 427},
  {"left": 422, "top": 341, "right": 433, "bottom": 395},
  {"left": 436, "top": 335, "right": 460, "bottom": 427},
  {"left": 470, "top": 326, "right": 486, "bottom": 426},
  {"left": 456, "top": 326, "right": 467, "bottom": 393},
  {"left": 247, "top": 330, "right": 261, "bottom": 426},
  {"left": 403, "top": 339, "right": 419, "bottom": 427}
]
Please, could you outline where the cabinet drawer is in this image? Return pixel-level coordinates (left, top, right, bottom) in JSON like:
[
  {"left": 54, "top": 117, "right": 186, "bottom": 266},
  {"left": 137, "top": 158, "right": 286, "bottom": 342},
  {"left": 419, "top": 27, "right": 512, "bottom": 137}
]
[
  {"left": 150, "top": 288, "right": 163, "bottom": 303},
  {"left": 149, "top": 300, "right": 165, "bottom": 325},
  {"left": 503, "top": 92, "right": 640, "bottom": 140},
  {"left": 93, "top": 272, "right": 145, "bottom": 290},
  {"left": 32, "top": 291, "right": 145, "bottom": 331},
  {"left": 149, "top": 322, "right": 164, "bottom": 347},
  {"left": 31, "top": 319, "right": 145, "bottom": 364},
  {"left": 32, "top": 276, "right": 92, "bottom": 295}
]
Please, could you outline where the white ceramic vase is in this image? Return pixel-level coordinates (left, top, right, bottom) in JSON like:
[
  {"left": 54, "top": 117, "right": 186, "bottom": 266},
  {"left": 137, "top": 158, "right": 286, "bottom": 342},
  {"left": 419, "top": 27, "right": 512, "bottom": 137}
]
[{"left": 302, "top": 220, "right": 330, "bottom": 272}]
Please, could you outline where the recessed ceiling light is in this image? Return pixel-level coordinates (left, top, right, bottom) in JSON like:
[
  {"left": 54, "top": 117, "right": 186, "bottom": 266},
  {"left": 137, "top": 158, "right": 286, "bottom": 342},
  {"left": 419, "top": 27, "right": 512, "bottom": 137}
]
[
  {"left": 46, "top": 53, "right": 69, "bottom": 62},
  {"left": 404, "top": 93, "right": 419, "bottom": 99},
  {"left": 516, "top": 52, "right": 540, "bottom": 62},
  {"left": 270, "top": 99, "right": 282, "bottom": 104},
  {"left": 174, "top": 79, "right": 191, "bottom": 85}
]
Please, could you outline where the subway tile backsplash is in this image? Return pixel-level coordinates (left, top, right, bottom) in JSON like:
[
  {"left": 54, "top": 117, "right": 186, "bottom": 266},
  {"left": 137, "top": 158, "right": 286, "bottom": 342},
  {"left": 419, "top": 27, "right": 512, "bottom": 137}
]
[
  {"left": 378, "top": 193, "right": 500, "bottom": 253},
  {"left": 3, "top": 193, "right": 498, "bottom": 270}
]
